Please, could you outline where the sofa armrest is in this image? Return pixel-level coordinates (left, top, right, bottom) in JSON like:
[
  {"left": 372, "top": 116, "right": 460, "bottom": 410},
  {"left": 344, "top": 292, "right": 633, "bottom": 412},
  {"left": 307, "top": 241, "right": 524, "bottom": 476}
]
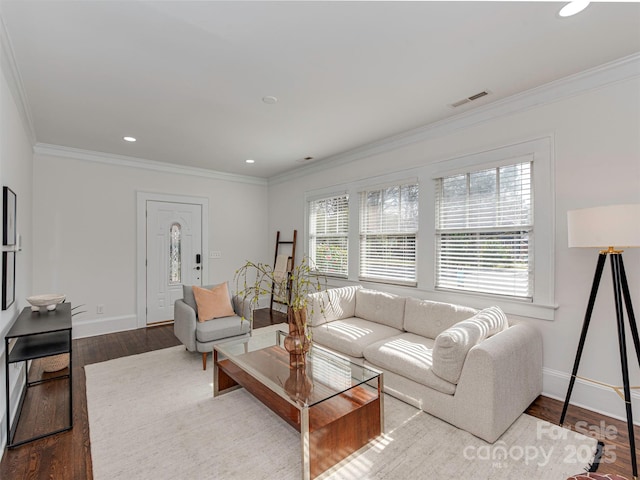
[
  {"left": 453, "top": 323, "right": 543, "bottom": 442},
  {"left": 174, "top": 299, "right": 197, "bottom": 351}
]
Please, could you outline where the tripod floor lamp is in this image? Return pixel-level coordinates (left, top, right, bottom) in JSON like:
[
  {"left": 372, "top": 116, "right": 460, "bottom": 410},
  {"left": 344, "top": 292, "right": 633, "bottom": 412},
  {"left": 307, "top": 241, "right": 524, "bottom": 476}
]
[{"left": 561, "top": 204, "right": 640, "bottom": 480}]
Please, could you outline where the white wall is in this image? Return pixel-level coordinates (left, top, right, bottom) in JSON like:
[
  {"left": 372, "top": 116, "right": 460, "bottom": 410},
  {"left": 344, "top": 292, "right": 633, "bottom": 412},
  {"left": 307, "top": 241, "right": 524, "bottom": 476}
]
[
  {"left": 1, "top": 13, "right": 638, "bottom": 450},
  {"left": 0, "top": 22, "right": 34, "bottom": 454},
  {"left": 32, "top": 153, "right": 270, "bottom": 338},
  {"left": 267, "top": 67, "right": 640, "bottom": 422}
]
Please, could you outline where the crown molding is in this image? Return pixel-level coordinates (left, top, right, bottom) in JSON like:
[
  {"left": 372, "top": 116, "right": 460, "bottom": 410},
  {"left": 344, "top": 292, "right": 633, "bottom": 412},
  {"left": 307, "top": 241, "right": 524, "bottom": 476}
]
[
  {"left": 33, "top": 143, "right": 268, "bottom": 186},
  {"left": 269, "top": 52, "right": 640, "bottom": 186},
  {"left": 0, "top": 13, "right": 36, "bottom": 145}
]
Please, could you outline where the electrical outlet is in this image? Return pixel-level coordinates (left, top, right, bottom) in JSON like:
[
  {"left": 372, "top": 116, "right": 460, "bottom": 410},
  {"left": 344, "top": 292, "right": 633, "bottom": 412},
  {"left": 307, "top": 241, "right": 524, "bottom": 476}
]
[
  {"left": 97, "top": 304, "right": 104, "bottom": 314},
  {"left": 209, "top": 251, "right": 222, "bottom": 259}
]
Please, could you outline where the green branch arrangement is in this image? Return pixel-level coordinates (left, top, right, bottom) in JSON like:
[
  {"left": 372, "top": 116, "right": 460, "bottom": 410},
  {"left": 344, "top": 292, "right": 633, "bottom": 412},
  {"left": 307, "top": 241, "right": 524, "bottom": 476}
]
[{"left": 234, "top": 256, "right": 330, "bottom": 330}]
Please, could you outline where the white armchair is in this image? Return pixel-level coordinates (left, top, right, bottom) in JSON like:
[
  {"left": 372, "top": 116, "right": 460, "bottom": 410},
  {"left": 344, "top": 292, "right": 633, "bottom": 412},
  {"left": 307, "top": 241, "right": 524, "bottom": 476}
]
[{"left": 173, "top": 284, "right": 252, "bottom": 369}]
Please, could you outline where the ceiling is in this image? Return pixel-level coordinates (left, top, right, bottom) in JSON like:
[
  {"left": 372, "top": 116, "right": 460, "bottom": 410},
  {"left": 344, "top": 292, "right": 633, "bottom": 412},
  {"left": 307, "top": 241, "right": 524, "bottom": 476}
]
[{"left": 2, "top": 1, "right": 640, "bottom": 179}]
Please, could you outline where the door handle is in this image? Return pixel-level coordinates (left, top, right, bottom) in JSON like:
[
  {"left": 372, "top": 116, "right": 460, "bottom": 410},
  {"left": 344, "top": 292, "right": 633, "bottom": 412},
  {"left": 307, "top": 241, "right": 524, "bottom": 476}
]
[{"left": 195, "top": 253, "right": 201, "bottom": 264}]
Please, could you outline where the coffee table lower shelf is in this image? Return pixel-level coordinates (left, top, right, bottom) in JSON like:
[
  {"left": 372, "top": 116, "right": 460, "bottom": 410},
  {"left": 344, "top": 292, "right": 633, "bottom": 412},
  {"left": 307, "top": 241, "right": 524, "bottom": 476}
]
[{"left": 215, "top": 356, "right": 383, "bottom": 479}]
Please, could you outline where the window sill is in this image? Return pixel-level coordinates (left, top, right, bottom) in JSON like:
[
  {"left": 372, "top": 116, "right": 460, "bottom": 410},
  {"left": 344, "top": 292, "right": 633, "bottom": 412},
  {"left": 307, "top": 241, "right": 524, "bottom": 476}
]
[{"left": 428, "top": 288, "right": 557, "bottom": 321}]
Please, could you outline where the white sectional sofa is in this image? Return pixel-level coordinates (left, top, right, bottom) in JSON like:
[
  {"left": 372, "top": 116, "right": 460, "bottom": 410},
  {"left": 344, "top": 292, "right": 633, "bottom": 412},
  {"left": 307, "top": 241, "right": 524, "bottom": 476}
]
[{"left": 307, "top": 285, "right": 543, "bottom": 443}]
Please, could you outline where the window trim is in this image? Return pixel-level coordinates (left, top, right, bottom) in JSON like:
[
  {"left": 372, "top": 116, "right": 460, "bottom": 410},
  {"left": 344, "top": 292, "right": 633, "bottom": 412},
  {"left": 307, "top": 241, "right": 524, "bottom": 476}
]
[
  {"left": 302, "top": 136, "right": 556, "bottom": 321},
  {"left": 426, "top": 137, "right": 555, "bottom": 319},
  {"left": 307, "top": 193, "right": 350, "bottom": 278},
  {"left": 434, "top": 160, "right": 533, "bottom": 300},
  {"left": 358, "top": 181, "right": 419, "bottom": 286}
]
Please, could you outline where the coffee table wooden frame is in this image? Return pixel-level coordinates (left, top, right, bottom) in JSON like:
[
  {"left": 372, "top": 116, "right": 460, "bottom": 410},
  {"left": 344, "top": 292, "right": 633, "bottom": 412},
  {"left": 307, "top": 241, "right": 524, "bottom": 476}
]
[{"left": 214, "top": 336, "right": 384, "bottom": 479}]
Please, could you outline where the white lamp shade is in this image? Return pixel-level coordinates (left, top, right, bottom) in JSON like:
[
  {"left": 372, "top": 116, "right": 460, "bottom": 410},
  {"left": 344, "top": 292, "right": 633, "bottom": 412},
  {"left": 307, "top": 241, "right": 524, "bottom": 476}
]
[{"left": 568, "top": 204, "right": 640, "bottom": 248}]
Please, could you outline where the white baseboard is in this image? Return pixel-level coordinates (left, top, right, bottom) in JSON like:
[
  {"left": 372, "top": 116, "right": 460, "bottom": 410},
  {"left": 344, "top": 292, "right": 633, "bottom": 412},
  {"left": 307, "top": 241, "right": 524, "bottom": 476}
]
[
  {"left": 543, "top": 367, "right": 640, "bottom": 426},
  {"left": 0, "top": 361, "right": 27, "bottom": 458},
  {"left": 72, "top": 314, "right": 138, "bottom": 339},
  {"left": 1, "top": 314, "right": 136, "bottom": 456}
]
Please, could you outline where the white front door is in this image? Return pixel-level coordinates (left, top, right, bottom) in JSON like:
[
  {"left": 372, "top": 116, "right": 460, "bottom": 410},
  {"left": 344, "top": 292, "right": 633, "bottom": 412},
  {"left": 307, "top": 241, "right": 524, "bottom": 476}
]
[{"left": 146, "top": 201, "right": 202, "bottom": 324}]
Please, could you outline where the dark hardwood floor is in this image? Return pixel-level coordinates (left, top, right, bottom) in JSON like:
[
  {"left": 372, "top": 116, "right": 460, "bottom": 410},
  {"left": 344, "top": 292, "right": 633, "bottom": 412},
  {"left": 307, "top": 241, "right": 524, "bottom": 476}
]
[
  {"left": 1, "top": 308, "right": 637, "bottom": 479},
  {"left": 252, "top": 307, "right": 288, "bottom": 329}
]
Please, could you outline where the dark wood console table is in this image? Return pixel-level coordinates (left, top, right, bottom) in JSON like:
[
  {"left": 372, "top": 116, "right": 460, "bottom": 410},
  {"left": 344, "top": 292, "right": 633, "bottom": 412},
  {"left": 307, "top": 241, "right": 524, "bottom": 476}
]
[{"left": 4, "top": 303, "right": 73, "bottom": 448}]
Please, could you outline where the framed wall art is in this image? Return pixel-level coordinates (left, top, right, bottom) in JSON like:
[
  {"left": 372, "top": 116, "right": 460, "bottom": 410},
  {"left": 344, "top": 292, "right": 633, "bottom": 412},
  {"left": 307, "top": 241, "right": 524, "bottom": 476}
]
[
  {"left": 3, "top": 186, "right": 16, "bottom": 246},
  {"left": 2, "top": 251, "right": 15, "bottom": 310}
]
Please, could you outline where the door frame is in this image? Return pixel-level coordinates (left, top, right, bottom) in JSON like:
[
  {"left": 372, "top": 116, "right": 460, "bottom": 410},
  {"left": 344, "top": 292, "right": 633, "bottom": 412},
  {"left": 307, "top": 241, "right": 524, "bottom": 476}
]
[{"left": 136, "top": 191, "right": 209, "bottom": 329}]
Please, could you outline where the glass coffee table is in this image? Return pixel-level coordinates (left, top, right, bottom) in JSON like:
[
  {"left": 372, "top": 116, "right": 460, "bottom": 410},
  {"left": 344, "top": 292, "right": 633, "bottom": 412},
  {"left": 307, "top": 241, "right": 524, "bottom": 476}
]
[{"left": 213, "top": 328, "right": 384, "bottom": 479}]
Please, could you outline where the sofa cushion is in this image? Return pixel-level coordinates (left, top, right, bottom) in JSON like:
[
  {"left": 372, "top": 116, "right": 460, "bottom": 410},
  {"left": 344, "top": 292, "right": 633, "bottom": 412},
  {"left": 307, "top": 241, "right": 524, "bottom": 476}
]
[
  {"left": 363, "top": 332, "right": 457, "bottom": 395},
  {"left": 307, "top": 285, "right": 362, "bottom": 327},
  {"left": 432, "top": 306, "right": 509, "bottom": 384},
  {"left": 311, "top": 318, "right": 402, "bottom": 358},
  {"left": 403, "top": 297, "right": 477, "bottom": 339},
  {"left": 195, "top": 315, "right": 249, "bottom": 343},
  {"left": 193, "top": 283, "right": 235, "bottom": 322},
  {"left": 354, "top": 289, "right": 406, "bottom": 330}
]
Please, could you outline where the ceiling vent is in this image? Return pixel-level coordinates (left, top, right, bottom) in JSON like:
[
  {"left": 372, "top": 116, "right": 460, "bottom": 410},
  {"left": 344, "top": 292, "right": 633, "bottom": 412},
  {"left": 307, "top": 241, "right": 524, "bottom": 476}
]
[{"left": 449, "top": 90, "right": 490, "bottom": 108}]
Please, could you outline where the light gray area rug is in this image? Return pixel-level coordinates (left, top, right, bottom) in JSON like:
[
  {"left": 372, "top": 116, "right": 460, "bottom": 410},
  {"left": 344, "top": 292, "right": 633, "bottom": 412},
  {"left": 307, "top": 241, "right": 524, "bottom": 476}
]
[{"left": 86, "top": 342, "right": 597, "bottom": 480}]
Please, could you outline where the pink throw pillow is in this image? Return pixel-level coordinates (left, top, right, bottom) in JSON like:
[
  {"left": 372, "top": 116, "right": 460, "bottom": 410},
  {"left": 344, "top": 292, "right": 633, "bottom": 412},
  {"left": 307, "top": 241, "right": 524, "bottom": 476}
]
[{"left": 192, "top": 283, "right": 235, "bottom": 322}]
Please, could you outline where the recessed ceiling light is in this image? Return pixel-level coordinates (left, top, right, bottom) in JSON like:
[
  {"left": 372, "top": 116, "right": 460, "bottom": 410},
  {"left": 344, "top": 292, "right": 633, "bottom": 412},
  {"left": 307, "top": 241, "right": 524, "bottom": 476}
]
[
  {"left": 123, "top": 136, "right": 137, "bottom": 142},
  {"left": 262, "top": 96, "right": 278, "bottom": 105},
  {"left": 245, "top": 159, "right": 255, "bottom": 164},
  {"left": 558, "top": 1, "right": 590, "bottom": 17}
]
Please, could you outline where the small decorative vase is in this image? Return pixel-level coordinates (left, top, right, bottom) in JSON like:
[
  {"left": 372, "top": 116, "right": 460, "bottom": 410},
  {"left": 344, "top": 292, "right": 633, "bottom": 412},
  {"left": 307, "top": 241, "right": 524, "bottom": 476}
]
[{"left": 284, "top": 308, "right": 310, "bottom": 368}]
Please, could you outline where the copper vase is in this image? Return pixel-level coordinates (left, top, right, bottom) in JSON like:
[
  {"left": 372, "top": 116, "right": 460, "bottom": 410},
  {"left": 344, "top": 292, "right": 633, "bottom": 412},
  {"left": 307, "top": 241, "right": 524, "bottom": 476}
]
[
  {"left": 284, "top": 308, "right": 310, "bottom": 368},
  {"left": 284, "top": 366, "right": 313, "bottom": 403}
]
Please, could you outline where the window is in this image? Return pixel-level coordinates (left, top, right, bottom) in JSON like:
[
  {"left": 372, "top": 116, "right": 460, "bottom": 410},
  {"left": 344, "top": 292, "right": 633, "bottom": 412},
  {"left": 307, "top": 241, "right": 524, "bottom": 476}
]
[
  {"left": 308, "top": 195, "right": 349, "bottom": 277},
  {"left": 169, "top": 223, "right": 182, "bottom": 284},
  {"left": 359, "top": 182, "right": 419, "bottom": 285},
  {"left": 435, "top": 162, "right": 532, "bottom": 299}
]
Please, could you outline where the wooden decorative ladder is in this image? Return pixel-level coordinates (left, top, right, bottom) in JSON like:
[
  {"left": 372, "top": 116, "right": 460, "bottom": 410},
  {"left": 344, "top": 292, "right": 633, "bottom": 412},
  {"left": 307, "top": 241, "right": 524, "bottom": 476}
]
[{"left": 270, "top": 230, "right": 297, "bottom": 313}]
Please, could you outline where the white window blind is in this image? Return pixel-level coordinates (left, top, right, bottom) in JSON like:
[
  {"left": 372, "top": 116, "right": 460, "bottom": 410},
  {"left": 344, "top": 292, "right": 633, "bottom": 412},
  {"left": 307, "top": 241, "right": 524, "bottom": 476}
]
[
  {"left": 435, "top": 162, "right": 533, "bottom": 299},
  {"left": 359, "top": 183, "right": 418, "bottom": 285},
  {"left": 309, "top": 194, "right": 349, "bottom": 277}
]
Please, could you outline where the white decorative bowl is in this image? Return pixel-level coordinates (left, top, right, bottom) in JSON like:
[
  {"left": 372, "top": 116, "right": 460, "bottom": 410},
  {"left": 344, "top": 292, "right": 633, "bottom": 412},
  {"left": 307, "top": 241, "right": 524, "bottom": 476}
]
[{"left": 26, "top": 294, "right": 66, "bottom": 312}]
